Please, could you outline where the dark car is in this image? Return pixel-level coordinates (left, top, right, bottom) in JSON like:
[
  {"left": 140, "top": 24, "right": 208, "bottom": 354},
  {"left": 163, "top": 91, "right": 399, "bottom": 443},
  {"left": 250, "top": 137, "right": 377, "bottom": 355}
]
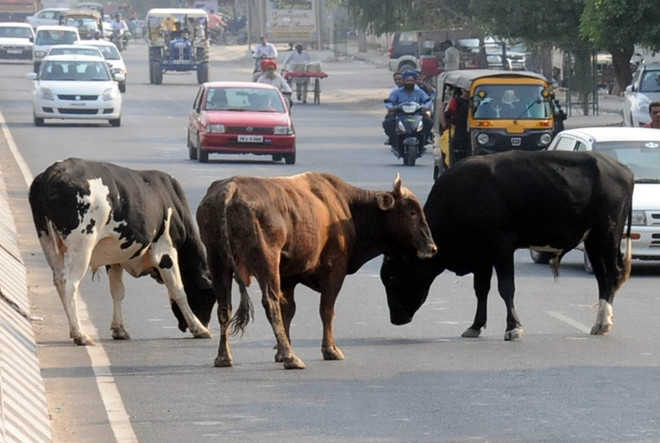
[{"left": 388, "top": 31, "right": 419, "bottom": 72}]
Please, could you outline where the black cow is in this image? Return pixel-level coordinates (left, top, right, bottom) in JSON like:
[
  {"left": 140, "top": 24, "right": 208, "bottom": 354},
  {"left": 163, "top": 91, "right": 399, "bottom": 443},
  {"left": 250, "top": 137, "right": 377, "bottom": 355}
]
[
  {"left": 380, "top": 150, "right": 634, "bottom": 339},
  {"left": 29, "top": 158, "right": 216, "bottom": 345}
]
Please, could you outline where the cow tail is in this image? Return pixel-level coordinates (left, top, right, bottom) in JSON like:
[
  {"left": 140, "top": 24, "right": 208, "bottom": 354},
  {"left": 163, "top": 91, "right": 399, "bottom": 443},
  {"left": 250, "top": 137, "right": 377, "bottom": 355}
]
[
  {"left": 219, "top": 183, "right": 253, "bottom": 336},
  {"left": 46, "top": 219, "right": 62, "bottom": 257},
  {"left": 616, "top": 203, "right": 633, "bottom": 291}
]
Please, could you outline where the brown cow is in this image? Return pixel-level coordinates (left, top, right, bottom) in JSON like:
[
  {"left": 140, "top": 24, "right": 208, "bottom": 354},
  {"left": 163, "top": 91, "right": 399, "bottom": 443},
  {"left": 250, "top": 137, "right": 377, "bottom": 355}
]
[{"left": 197, "top": 172, "right": 437, "bottom": 369}]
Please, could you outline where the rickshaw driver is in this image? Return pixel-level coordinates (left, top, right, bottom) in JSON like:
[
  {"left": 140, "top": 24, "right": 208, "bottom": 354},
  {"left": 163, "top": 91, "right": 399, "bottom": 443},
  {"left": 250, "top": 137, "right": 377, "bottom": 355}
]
[{"left": 383, "top": 70, "right": 433, "bottom": 146}]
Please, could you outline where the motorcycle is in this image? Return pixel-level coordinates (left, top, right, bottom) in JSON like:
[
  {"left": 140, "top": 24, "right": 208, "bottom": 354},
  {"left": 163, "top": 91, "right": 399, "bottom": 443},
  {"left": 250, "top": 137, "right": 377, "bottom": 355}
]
[
  {"left": 111, "top": 29, "right": 125, "bottom": 51},
  {"left": 389, "top": 101, "right": 429, "bottom": 166}
]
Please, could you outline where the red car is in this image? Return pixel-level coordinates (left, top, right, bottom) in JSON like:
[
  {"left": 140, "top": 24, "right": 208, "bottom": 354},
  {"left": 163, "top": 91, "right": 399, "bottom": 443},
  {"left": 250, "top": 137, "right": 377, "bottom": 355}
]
[{"left": 187, "top": 81, "right": 296, "bottom": 164}]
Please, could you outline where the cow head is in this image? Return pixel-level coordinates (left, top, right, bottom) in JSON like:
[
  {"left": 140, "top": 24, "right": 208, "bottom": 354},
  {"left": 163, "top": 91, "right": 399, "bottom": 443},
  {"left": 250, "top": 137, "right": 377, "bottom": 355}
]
[
  {"left": 376, "top": 173, "right": 437, "bottom": 259},
  {"left": 171, "top": 243, "right": 217, "bottom": 332},
  {"left": 380, "top": 254, "right": 439, "bottom": 325}
]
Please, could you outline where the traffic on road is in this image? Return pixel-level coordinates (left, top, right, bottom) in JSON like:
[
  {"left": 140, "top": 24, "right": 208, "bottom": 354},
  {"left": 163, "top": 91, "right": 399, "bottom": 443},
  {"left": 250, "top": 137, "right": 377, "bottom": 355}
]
[{"left": 1, "top": 4, "right": 660, "bottom": 442}]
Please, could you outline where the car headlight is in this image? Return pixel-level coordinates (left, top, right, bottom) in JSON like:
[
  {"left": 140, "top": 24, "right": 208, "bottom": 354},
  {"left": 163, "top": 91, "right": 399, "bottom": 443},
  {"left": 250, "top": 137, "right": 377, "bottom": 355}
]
[
  {"left": 477, "top": 132, "right": 489, "bottom": 145},
  {"left": 207, "top": 124, "right": 225, "bottom": 133},
  {"left": 38, "top": 87, "right": 54, "bottom": 100},
  {"left": 631, "top": 210, "right": 647, "bottom": 226},
  {"left": 273, "top": 125, "right": 292, "bottom": 135},
  {"left": 538, "top": 132, "right": 553, "bottom": 146},
  {"left": 102, "top": 87, "right": 118, "bottom": 101},
  {"left": 34, "top": 50, "right": 46, "bottom": 58}
]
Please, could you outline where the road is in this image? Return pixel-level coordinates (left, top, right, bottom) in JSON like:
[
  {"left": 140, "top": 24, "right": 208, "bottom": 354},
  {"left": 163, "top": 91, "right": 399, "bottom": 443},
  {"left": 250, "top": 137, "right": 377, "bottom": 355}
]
[{"left": 1, "top": 42, "right": 660, "bottom": 443}]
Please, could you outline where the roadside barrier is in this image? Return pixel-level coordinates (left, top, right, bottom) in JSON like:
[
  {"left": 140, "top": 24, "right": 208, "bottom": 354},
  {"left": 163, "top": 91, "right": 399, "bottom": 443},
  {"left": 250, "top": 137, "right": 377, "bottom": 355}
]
[{"left": 0, "top": 167, "right": 51, "bottom": 443}]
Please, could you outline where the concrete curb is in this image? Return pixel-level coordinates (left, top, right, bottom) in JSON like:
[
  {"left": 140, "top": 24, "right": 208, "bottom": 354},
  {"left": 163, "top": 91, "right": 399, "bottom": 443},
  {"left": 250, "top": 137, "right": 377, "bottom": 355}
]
[{"left": 0, "top": 140, "right": 51, "bottom": 441}]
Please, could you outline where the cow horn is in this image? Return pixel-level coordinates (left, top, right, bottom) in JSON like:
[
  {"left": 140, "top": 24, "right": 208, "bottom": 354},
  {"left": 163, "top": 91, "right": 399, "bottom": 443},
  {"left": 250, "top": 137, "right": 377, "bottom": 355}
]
[{"left": 393, "top": 173, "right": 402, "bottom": 197}]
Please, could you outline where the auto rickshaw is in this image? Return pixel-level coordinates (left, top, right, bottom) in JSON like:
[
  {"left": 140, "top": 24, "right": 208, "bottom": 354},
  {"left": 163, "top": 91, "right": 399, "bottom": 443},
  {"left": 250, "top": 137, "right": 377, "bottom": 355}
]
[
  {"left": 432, "top": 69, "right": 566, "bottom": 180},
  {"left": 58, "top": 9, "right": 103, "bottom": 40},
  {"left": 145, "top": 8, "right": 209, "bottom": 85}
]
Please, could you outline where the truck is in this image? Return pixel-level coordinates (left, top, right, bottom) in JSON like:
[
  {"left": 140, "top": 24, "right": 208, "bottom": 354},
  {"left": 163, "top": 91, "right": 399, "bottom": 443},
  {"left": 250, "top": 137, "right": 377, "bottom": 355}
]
[{"left": 0, "top": 0, "right": 40, "bottom": 22}]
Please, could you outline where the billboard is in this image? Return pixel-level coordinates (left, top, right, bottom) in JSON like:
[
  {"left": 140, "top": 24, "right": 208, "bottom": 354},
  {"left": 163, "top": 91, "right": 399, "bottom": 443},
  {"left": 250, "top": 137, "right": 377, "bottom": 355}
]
[{"left": 266, "top": 0, "right": 316, "bottom": 43}]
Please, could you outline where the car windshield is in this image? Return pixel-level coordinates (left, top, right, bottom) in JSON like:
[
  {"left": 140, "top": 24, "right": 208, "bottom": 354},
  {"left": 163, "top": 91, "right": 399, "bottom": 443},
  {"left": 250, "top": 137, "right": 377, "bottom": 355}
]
[
  {"left": 36, "top": 30, "right": 77, "bottom": 45},
  {"left": 0, "top": 27, "right": 32, "bottom": 38},
  {"left": 205, "top": 87, "right": 286, "bottom": 113},
  {"left": 49, "top": 47, "right": 99, "bottom": 56},
  {"left": 594, "top": 141, "right": 660, "bottom": 181},
  {"left": 88, "top": 44, "right": 120, "bottom": 59},
  {"left": 472, "top": 84, "right": 551, "bottom": 119},
  {"left": 41, "top": 60, "right": 110, "bottom": 81},
  {"left": 62, "top": 17, "right": 98, "bottom": 31},
  {"left": 639, "top": 70, "right": 660, "bottom": 92}
]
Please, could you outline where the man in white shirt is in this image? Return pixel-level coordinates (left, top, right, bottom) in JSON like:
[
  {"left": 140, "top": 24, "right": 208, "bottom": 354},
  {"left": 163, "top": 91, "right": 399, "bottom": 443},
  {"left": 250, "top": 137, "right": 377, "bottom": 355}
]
[
  {"left": 254, "top": 35, "right": 277, "bottom": 59},
  {"left": 282, "top": 43, "right": 312, "bottom": 102},
  {"left": 443, "top": 40, "right": 460, "bottom": 71},
  {"left": 256, "top": 59, "right": 292, "bottom": 95}
]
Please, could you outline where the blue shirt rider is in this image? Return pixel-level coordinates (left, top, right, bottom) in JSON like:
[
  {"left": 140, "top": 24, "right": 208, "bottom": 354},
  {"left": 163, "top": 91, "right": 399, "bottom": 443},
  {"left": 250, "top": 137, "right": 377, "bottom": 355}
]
[{"left": 383, "top": 71, "right": 433, "bottom": 147}]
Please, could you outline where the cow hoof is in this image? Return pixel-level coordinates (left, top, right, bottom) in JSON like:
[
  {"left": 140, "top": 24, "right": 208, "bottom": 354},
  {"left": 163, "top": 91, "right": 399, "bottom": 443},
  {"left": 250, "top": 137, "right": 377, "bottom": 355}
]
[
  {"left": 193, "top": 327, "right": 212, "bottom": 339},
  {"left": 590, "top": 323, "right": 612, "bottom": 335},
  {"left": 111, "top": 327, "right": 131, "bottom": 340},
  {"left": 73, "top": 334, "right": 95, "bottom": 346},
  {"left": 461, "top": 328, "right": 481, "bottom": 338},
  {"left": 283, "top": 355, "right": 306, "bottom": 369},
  {"left": 504, "top": 327, "right": 524, "bottom": 341},
  {"left": 214, "top": 356, "right": 233, "bottom": 367},
  {"left": 322, "top": 345, "right": 345, "bottom": 360},
  {"left": 274, "top": 351, "right": 284, "bottom": 363}
]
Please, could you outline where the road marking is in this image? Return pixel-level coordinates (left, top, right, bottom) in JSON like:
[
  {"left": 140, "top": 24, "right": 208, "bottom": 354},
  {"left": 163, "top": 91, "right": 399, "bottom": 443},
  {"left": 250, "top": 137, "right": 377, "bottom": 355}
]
[
  {"left": 546, "top": 311, "right": 591, "bottom": 334},
  {"left": 2, "top": 110, "right": 138, "bottom": 443},
  {"left": 0, "top": 110, "right": 33, "bottom": 185}
]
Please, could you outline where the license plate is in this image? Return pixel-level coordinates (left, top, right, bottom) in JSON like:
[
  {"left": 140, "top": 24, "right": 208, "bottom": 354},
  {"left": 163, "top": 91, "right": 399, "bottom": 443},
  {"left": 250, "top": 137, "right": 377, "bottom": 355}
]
[
  {"left": 6, "top": 49, "right": 23, "bottom": 54},
  {"left": 69, "top": 103, "right": 86, "bottom": 106},
  {"left": 511, "top": 137, "right": 522, "bottom": 146},
  {"left": 237, "top": 135, "right": 263, "bottom": 143}
]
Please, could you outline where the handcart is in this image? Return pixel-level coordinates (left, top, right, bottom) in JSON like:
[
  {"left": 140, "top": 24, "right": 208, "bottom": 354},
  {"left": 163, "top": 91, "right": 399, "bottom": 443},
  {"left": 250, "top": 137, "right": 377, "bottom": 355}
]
[{"left": 283, "top": 71, "right": 328, "bottom": 104}]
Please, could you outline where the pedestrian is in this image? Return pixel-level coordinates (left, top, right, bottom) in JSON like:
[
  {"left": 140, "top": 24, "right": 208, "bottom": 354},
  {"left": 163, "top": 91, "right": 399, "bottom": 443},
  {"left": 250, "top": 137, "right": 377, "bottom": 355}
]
[
  {"left": 443, "top": 40, "right": 460, "bottom": 71},
  {"left": 643, "top": 101, "right": 660, "bottom": 128}
]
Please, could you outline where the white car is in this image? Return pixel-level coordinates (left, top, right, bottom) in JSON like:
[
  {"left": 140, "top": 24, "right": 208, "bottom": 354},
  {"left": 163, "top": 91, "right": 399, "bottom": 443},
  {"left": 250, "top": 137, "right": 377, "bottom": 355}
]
[
  {"left": 623, "top": 63, "right": 660, "bottom": 127},
  {"left": 33, "top": 25, "right": 80, "bottom": 73},
  {"left": 28, "top": 54, "right": 122, "bottom": 127},
  {"left": 26, "top": 8, "right": 69, "bottom": 29},
  {"left": 532, "top": 127, "right": 660, "bottom": 270},
  {"left": 78, "top": 39, "right": 127, "bottom": 92},
  {"left": 47, "top": 44, "right": 102, "bottom": 58},
  {"left": 0, "top": 22, "right": 34, "bottom": 60}
]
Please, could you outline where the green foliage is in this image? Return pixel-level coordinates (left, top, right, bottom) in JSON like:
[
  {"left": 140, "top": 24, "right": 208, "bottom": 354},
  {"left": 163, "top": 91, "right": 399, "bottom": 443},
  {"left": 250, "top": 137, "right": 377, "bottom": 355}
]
[{"left": 580, "top": 0, "right": 660, "bottom": 51}]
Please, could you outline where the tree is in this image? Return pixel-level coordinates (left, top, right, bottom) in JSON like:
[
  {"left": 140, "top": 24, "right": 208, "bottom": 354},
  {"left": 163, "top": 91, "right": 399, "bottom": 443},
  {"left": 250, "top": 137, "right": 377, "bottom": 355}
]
[{"left": 580, "top": 0, "right": 660, "bottom": 92}]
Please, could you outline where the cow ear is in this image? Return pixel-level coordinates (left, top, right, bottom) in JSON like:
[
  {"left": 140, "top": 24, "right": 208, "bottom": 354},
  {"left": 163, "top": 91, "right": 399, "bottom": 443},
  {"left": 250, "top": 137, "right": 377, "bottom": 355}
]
[
  {"left": 376, "top": 192, "right": 395, "bottom": 211},
  {"left": 392, "top": 173, "right": 402, "bottom": 198}
]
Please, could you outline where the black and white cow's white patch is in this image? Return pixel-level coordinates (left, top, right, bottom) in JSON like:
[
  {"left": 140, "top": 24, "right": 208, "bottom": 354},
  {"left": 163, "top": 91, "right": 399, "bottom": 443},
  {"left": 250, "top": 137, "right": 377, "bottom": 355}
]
[{"left": 29, "top": 158, "right": 216, "bottom": 345}]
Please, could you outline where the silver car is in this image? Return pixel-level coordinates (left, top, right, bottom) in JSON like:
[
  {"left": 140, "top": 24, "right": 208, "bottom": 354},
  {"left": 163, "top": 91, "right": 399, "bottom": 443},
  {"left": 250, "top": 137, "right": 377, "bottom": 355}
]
[
  {"left": 623, "top": 63, "right": 660, "bottom": 127},
  {"left": 531, "top": 127, "right": 660, "bottom": 270}
]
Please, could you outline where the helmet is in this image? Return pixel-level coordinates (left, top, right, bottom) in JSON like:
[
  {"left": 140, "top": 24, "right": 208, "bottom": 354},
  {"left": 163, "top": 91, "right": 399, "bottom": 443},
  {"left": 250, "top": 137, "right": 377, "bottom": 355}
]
[{"left": 261, "top": 59, "right": 277, "bottom": 70}]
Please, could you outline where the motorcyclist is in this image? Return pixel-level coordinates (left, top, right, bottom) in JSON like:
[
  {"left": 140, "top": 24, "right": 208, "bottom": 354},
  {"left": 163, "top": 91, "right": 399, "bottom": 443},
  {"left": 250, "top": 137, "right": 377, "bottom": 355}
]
[
  {"left": 256, "top": 59, "right": 292, "bottom": 106},
  {"left": 383, "top": 70, "right": 433, "bottom": 146},
  {"left": 253, "top": 35, "right": 278, "bottom": 71},
  {"left": 111, "top": 13, "right": 128, "bottom": 48}
]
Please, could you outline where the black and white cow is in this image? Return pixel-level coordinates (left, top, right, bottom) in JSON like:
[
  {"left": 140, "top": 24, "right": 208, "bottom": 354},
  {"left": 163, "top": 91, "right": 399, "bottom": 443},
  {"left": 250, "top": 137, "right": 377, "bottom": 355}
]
[
  {"left": 29, "top": 158, "right": 216, "bottom": 345},
  {"left": 380, "top": 150, "right": 634, "bottom": 339}
]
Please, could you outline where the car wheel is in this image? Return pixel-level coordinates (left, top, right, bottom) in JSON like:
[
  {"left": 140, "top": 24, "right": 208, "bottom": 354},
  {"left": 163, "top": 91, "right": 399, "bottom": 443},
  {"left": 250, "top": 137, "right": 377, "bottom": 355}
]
[
  {"left": 583, "top": 251, "right": 594, "bottom": 274},
  {"left": 284, "top": 152, "right": 295, "bottom": 164},
  {"left": 33, "top": 114, "right": 44, "bottom": 126},
  {"left": 109, "top": 117, "right": 121, "bottom": 127},
  {"left": 188, "top": 131, "right": 198, "bottom": 160},
  {"left": 529, "top": 249, "right": 552, "bottom": 264},
  {"left": 197, "top": 136, "right": 208, "bottom": 163},
  {"left": 272, "top": 154, "right": 283, "bottom": 162},
  {"left": 119, "top": 81, "right": 126, "bottom": 93},
  {"left": 33, "top": 61, "right": 40, "bottom": 73}
]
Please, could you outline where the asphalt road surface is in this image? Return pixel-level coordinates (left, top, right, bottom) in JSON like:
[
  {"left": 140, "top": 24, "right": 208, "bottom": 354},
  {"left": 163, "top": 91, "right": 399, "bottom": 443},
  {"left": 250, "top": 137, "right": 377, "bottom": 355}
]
[{"left": 2, "top": 42, "right": 660, "bottom": 443}]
